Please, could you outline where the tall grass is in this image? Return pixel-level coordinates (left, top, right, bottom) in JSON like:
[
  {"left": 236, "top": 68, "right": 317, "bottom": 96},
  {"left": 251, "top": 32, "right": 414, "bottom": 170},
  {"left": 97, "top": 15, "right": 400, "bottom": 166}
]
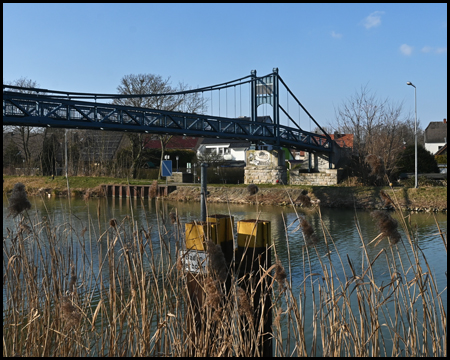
[{"left": 3, "top": 184, "right": 447, "bottom": 356}]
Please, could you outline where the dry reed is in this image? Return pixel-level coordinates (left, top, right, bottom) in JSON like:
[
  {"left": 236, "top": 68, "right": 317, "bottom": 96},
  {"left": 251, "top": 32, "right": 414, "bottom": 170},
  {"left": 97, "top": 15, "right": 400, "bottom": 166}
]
[
  {"left": 149, "top": 180, "right": 158, "bottom": 198},
  {"left": 7, "top": 182, "right": 31, "bottom": 218},
  {"left": 237, "top": 286, "right": 254, "bottom": 323},
  {"left": 205, "top": 240, "right": 228, "bottom": 282},
  {"left": 274, "top": 259, "right": 287, "bottom": 291},
  {"left": 296, "top": 193, "right": 312, "bottom": 207},
  {"left": 2, "top": 183, "right": 447, "bottom": 357},
  {"left": 247, "top": 184, "right": 259, "bottom": 195},
  {"left": 379, "top": 189, "right": 393, "bottom": 207},
  {"left": 365, "top": 154, "right": 385, "bottom": 178},
  {"left": 301, "top": 218, "right": 319, "bottom": 246},
  {"left": 371, "top": 210, "right": 402, "bottom": 245}
]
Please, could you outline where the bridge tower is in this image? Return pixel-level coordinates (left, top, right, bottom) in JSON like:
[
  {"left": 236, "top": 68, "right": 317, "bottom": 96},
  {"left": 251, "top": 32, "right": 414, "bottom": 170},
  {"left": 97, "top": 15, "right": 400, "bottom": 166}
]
[{"left": 245, "top": 68, "right": 287, "bottom": 185}]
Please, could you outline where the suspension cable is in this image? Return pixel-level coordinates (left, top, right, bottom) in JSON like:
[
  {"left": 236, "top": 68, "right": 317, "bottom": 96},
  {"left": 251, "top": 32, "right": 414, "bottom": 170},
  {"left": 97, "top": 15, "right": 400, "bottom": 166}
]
[
  {"left": 3, "top": 74, "right": 257, "bottom": 100},
  {"left": 278, "top": 75, "right": 331, "bottom": 138},
  {"left": 3, "top": 72, "right": 277, "bottom": 103}
]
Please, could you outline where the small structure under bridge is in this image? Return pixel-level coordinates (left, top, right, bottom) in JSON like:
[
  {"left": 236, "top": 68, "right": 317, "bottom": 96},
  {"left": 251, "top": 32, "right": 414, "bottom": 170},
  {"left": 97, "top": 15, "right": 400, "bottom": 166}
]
[{"left": 3, "top": 68, "right": 346, "bottom": 184}]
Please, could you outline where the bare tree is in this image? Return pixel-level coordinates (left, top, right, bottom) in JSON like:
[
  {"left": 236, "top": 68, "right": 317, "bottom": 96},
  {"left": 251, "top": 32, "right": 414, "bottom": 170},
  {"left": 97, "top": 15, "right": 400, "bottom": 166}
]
[
  {"left": 335, "top": 85, "right": 415, "bottom": 183},
  {"left": 114, "top": 73, "right": 207, "bottom": 179},
  {"left": 3, "top": 78, "right": 45, "bottom": 171}
]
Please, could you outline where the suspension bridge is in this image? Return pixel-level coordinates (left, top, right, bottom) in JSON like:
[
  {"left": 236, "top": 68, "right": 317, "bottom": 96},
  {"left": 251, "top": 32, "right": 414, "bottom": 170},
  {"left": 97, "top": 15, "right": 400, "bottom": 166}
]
[{"left": 3, "top": 68, "right": 336, "bottom": 166}]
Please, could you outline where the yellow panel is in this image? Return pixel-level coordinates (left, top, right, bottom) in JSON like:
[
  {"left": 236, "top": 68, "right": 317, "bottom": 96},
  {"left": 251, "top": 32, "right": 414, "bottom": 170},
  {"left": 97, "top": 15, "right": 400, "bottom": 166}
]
[
  {"left": 185, "top": 222, "right": 218, "bottom": 250},
  {"left": 237, "top": 220, "right": 271, "bottom": 248},
  {"left": 208, "top": 215, "right": 234, "bottom": 244}
]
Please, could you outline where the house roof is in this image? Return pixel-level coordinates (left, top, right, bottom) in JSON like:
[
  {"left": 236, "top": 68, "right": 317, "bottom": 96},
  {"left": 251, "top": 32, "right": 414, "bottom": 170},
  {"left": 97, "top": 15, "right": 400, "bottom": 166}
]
[
  {"left": 309, "top": 133, "right": 354, "bottom": 149},
  {"left": 424, "top": 121, "right": 447, "bottom": 143},
  {"left": 330, "top": 134, "right": 354, "bottom": 149},
  {"left": 435, "top": 143, "right": 447, "bottom": 156}
]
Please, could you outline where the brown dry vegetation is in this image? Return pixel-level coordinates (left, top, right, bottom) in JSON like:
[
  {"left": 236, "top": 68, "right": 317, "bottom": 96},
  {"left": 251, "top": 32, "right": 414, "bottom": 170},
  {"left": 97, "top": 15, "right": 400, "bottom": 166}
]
[{"left": 167, "top": 185, "right": 447, "bottom": 211}]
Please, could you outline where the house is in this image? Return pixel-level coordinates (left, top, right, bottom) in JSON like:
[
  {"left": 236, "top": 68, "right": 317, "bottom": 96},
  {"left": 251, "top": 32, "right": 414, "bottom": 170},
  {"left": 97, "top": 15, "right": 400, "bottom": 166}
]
[
  {"left": 435, "top": 143, "right": 447, "bottom": 156},
  {"left": 290, "top": 133, "right": 354, "bottom": 161},
  {"left": 330, "top": 133, "right": 354, "bottom": 150},
  {"left": 195, "top": 116, "right": 272, "bottom": 166},
  {"left": 424, "top": 119, "right": 447, "bottom": 154},
  {"left": 435, "top": 143, "right": 447, "bottom": 174},
  {"left": 196, "top": 138, "right": 250, "bottom": 166}
]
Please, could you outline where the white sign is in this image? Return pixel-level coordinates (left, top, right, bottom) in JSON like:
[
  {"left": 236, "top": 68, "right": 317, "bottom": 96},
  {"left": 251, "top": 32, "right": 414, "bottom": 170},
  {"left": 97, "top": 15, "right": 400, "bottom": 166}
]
[
  {"left": 248, "top": 151, "right": 272, "bottom": 166},
  {"left": 180, "top": 250, "right": 209, "bottom": 274}
]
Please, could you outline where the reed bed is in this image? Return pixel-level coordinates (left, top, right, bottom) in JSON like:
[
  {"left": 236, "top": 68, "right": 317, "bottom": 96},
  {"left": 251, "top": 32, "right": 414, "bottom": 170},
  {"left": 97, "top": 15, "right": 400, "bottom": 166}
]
[{"left": 2, "top": 183, "right": 447, "bottom": 357}]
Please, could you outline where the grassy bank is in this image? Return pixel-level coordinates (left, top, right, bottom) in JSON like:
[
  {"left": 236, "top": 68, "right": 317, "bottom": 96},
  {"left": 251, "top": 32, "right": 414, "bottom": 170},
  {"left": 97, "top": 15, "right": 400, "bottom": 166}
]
[
  {"left": 3, "top": 176, "right": 447, "bottom": 211},
  {"left": 2, "top": 175, "right": 156, "bottom": 197}
]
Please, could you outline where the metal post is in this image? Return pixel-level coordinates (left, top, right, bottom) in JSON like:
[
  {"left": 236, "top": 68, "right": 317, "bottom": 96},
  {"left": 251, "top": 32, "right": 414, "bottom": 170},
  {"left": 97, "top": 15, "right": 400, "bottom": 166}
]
[
  {"left": 414, "top": 87, "right": 418, "bottom": 188},
  {"left": 250, "top": 70, "right": 257, "bottom": 123},
  {"left": 65, "top": 129, "right": 68, "bottom": 178},
  {"left": 273, "top": 68, "right": 280, "bottom": 146},
  {"left": 308, "top": 152, "right": 312, "bottom": 172},
  {"left": 236, "top": 219, "right": 273, "bottom": 356},
  {"left": 200, "top": 163, "right": 208, "bottom": 221},
  {"left": 329, "top": 142, "right": 333, "bottom": 169},
  {"left": 407, "top": 82, "right": 418, "bottom": 188}
]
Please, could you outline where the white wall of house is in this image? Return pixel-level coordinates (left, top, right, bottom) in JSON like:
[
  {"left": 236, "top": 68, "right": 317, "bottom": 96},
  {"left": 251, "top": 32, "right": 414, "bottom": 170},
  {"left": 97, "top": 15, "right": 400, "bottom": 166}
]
[
  {"left": 227, "top": 148, "right": 246, "bottom": 161},
  {"left": 197, "top": 144, "right": 246, "bottom": 162},
  {"left": 425, "top": 142, "right": 446, "bottom": 155}
]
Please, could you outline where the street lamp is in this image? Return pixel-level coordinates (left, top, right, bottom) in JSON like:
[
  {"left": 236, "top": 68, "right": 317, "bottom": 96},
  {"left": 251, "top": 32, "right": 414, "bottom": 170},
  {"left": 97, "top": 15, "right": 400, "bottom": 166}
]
[
  {"left": 176, "top": 155, "right": 179, "bottom": 172},
  {"left": 406, "top": 81, "right": 418, "bottom": 188}
]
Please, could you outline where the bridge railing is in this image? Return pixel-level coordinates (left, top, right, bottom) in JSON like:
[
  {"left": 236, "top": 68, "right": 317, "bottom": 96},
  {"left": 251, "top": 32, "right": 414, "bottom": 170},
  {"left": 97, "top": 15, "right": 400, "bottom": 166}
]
[{"left": 3, "top": 91, "right": 332, "bottom": 153}]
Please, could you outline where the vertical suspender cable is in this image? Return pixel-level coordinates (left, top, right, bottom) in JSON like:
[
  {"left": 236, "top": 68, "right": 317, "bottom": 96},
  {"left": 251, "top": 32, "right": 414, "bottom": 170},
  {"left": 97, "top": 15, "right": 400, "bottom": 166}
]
[
  {"left": 287, "top": 87, "right": 289, "bottom": 128},
  {"left": 234, "top": 86, "right": 236, "bottom": 118},
  {"left": 240, "top": 81, "right": 242, "bottom": 117}
]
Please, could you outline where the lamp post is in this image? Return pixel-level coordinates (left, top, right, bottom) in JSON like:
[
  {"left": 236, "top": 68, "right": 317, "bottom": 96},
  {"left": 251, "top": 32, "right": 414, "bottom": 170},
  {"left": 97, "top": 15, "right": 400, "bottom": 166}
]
[
  {"left": 176, "top": 155, "right": 179, "bottom": 172},
  {"left": 406, "top": 82, "right": 418, "bottom": 188}
]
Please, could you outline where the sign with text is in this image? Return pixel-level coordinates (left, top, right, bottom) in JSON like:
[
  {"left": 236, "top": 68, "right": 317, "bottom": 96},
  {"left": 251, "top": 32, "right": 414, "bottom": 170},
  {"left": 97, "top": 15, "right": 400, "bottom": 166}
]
[
  {"left": 161, "top": 160, "right": 172, "bottom": 177},
  {"left": 180, "top": 250, "right": 208, "bottom": 274}
]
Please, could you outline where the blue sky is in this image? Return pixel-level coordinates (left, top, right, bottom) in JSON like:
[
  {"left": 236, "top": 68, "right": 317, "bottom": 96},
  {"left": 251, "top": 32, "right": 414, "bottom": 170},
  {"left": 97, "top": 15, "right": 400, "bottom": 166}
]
[{"left": 3, "top": 3, "right": 447, "bottom": 130}]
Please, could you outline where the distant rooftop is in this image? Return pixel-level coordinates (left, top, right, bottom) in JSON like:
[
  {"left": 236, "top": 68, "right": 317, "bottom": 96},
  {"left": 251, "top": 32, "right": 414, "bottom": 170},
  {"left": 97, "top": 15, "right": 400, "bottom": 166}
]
[{"left": 424, "top": 119, "right": 447, "bottom": 144}]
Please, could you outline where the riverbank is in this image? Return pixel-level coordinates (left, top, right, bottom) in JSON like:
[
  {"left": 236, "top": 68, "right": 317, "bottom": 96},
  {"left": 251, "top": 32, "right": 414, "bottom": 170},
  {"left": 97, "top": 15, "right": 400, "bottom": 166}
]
[
  {"left": 3, "top": 176, "right": 447, "bottom": 212},
  {"left": 166, "top": 185, "right": 447, "bottom": 212}
]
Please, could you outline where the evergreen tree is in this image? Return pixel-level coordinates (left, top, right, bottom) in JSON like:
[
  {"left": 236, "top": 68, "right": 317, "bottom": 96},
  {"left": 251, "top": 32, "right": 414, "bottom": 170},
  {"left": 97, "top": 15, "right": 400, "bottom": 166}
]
[{"left": 396, "top": 144, "right": 439, "bottom": 173}]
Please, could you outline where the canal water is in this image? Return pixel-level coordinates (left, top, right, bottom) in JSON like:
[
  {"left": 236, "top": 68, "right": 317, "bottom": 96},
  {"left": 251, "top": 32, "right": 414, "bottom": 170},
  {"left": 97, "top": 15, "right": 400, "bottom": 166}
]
[{"left": 3, "top": 195, "right": 447, "bottom": 355}]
